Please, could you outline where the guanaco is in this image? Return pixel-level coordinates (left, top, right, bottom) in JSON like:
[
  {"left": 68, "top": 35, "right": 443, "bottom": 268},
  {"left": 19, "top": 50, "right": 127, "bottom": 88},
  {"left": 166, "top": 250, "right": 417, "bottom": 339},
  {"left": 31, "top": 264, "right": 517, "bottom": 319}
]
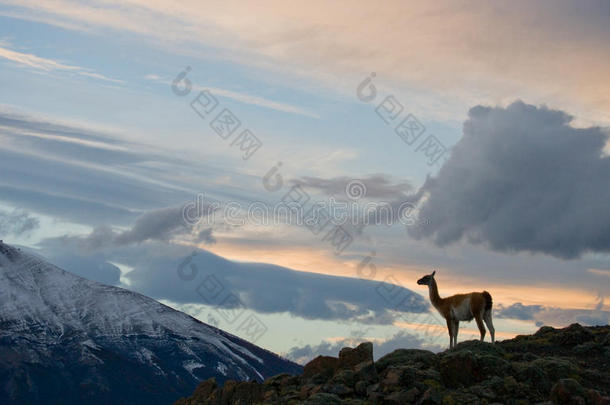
[{"left": 417, "top": 271, "right": 494, "bottom": 348}]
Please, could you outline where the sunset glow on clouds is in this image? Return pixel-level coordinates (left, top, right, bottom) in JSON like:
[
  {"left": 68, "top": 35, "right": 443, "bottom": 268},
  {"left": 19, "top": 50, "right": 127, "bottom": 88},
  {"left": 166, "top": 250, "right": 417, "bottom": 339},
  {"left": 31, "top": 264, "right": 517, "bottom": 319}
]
[{"left": 1, "top": 0, "right": 609, "bottom": 359}]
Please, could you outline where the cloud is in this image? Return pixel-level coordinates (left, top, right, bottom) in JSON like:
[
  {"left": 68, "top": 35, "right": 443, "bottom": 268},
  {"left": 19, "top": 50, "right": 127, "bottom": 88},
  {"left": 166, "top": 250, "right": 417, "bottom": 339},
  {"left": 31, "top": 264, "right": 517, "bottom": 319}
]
[
  {"left": 0, "top": 209, "right": 39, "bottom": 236},
  {"left": 43, "top": 204, "right": 218, "bottom": 251},
  {"left": 0, "top": 109, "right": 236, "bottom": 227},
  {"left": 143, "top": 74, "right": 318, "bottom": 117},
  {"left": 196, "top": 228, "right": 217, "bottom": 244},
  {"left": 291, "top": 175, "right": 419, "bottom": 230},
  {"left": 4, "top": 1, "right": 610, "bottom": 123},
  {"left": 37, "top": 241, "right": 429, "bottom": 324},
  {"left": 410, "top": 101, "right": 610, "bottom": 259},
  {"left": 495, "top": 302, "right": 544, "bottom": 321},
  {"left": 0, "top": 44, "right": 123, "bottom": 83},
  {"left": 588, "top": 268, "right": 610, "bottom": 278},
  {"left": 47, "top": 252, "right": 121, "bottom": 286},
  {"left": 294, "top": 175, "right": 412, "bottom": 201},
  {"left": 201, "top": 85, "right": 319, "bottom": 118},
  {"left": 114, "top": 206, "right": 196, "bottom": 245},
  {"left": 285, "top": 330, "right": 442, "bottom": 364},
  {"left": 495, "top": 300, "right": 609, "bottom": 327}
]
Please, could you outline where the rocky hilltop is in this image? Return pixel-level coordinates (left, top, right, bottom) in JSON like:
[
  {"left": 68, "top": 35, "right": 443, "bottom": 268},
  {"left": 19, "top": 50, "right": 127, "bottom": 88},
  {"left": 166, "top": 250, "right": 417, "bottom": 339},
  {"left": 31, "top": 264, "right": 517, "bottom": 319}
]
[{"left": 175, "top": 323, "right": 610, "bottom": 404}]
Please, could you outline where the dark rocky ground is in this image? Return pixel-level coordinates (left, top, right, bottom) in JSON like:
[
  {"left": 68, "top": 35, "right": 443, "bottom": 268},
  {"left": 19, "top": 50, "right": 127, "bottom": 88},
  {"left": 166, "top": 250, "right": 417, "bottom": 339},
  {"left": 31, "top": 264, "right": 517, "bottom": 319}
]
[{"left": 175, "top": 323, "right": 610, "bottom": 404}]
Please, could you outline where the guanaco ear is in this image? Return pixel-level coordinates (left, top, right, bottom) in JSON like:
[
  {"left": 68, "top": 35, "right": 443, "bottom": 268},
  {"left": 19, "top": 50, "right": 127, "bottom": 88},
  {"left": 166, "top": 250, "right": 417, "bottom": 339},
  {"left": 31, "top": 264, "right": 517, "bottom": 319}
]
[{"left": 431, "top": 270, "right": 436, "bottom": 277}]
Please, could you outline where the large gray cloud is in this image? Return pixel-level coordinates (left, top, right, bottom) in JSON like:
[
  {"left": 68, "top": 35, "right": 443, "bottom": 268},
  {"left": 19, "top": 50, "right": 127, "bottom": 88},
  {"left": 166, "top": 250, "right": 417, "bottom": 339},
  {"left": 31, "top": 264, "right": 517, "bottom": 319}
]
[{"left": 410, "top": 101, "right": 610, "bottom": 259}]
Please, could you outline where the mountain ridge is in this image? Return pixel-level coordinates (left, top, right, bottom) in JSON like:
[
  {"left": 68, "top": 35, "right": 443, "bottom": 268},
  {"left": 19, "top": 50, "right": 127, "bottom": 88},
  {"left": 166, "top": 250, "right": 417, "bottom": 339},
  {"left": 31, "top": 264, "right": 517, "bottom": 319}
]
[{"left": 0, "top": 241, "right": 301, "bottom": 404}]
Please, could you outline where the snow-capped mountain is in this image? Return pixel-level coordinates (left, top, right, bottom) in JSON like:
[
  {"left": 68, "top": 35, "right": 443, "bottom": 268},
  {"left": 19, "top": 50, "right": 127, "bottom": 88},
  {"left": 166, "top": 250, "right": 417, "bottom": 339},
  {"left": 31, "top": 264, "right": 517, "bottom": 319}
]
[{"left": 0, "top": 241, "right": 301, "bottom": 404}]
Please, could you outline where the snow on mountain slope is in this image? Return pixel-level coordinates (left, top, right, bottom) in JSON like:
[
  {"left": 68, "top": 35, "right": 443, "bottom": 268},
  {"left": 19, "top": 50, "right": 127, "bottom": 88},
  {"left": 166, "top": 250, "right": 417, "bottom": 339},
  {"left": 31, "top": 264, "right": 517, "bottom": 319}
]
[{"left": 0, "top": 241, "right": 301, "bottom": 404}]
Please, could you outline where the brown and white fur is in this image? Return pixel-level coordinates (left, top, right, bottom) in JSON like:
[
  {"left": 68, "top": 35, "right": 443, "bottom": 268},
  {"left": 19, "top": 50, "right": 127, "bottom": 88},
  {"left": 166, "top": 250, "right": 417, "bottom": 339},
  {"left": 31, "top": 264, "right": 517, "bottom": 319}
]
[{"left": 417, "top": 271, "right": 494, "bottom": 349}]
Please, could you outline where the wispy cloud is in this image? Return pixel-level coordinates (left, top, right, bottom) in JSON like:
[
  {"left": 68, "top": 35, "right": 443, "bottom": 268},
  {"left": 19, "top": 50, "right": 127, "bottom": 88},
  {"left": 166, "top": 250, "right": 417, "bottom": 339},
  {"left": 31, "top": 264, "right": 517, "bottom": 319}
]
[
  {"left": 588, "top": 268, "right": 610, "bottom": 278},
  {"left": 0, "top": 44, "right": 123, "bottom": 84},
  {"left": 203, "top": 85, "right": 319, "bottom": 118},
  {"left": 144, "top": 74, "right": 318, "bottom": 118}
]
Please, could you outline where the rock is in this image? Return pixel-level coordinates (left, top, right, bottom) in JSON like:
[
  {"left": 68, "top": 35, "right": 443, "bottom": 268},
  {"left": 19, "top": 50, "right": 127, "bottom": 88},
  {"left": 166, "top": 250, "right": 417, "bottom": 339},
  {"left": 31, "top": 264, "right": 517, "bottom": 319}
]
[
  {"left": 534, "top": 325, "right": 557, "bottom": 336},
  {"left": 502, "top": 375, "right": 519, "bottom": 396},
  {"left": 303, "top": 355, "right": 339, "bottom": 382},
  {"left": 353, "top": 380, "right": 368, "bottom": 396},
  {"left": 304, "top": 392, "right": 342, "bottom": 404},
  {"left": 586, "top": 388, "right": 610, "bottom": 405},
  {"left": 573, "top": 340, "right": 603, "bottom": 355},
  {"left": 231, "top": 381, "right": 264, "bottom": 404},
  {"left": 330, "top": 368, "right": 356, "bottom": 387},
  {"left": 452, "top": 339, "right": 507, "bottom": 357},
  {"left": 469, "top": 384, "right": 497, "bottom": 400},
  {"left": 600, "top": 332, "right": 610, "bottom": 346},
  {"left": 338, "top": 342, "right": 374, "bottom": 370},
  {"left": 416, "top": 387, "right": 442, "bottom": 404},
  {"left": 385, "top": 387, "right": 420, "bottom": 404},
  {"left": 513, "top": 361, "right": 551, "bottom": 399},
  {"left": 550, "top": 378, "right": 586, "bottom": 405},
  {"left": 441, "top": 391, "right": 482, "bottom": 404},
  {"left": 439, "top": 351, "right": 480, "bottom": 387},
  {"left": 550, "top": 323, "right": 595, "bottom": 346},
  {"left": 382, "top": 367, "right": 402, "bottom": 387},
  {"left": 325, "top": 383, "right": 353, "bottom": 396},
  {"left": 530, "top": 357, "right": 579, "bottom": 381},
  {"left": 175, "top": 325, "right": 610, "bottom": 405},
  {"left": 336, "top": 342, "right": 378, "bottom": 386},
  {"left": 191, "top": 377, "right": 217, "bottom": 399},
  {"left": 263, "top": 372, "right": 293, "bottom": 386},
  {"left": 366, "top": 382, "right": 380, "bottom": 397},
  {"left": 439, "top": 350, "right": 509, "bottom": 388},
  {"left": 376, "top": 349, "right": 438, "bottom": 372},
  {"left": 299, "top": 383, "right": 323, "bottom": 399}
]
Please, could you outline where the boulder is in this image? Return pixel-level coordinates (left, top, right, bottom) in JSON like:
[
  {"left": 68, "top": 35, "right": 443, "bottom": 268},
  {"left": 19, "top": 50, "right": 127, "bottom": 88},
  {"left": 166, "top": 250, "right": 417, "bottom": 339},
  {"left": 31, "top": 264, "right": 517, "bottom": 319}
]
[
  {"left": 191, "top": 377, "right": 217, "bottom": 399},
  {"left": 304, "top": 392, "right": 342, "bottom": 404},
  {"left": 550, "top": 378, "right": 586, "bottom": 405},
  {"left": 550, "top": 323, "right": 595, "bottom": 346},
  {"left": 338, "top": 342, "right": 374, "bottom": 370},
  {"left": 439, "top": 350, "right": 510, "bottom": 388},
  {"left": 303, "top": 355, "right": 339, "bottom": 382},
  {"left": 376, "top": 349, "right": 438, "bottom": 373}
]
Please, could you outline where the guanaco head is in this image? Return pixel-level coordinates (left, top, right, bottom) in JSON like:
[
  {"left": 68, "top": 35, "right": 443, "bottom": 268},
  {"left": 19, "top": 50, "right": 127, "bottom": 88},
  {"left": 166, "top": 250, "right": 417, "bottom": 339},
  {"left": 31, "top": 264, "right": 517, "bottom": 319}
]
[{"left": 417, "top": 270, "right": 436, "bottom": 286}]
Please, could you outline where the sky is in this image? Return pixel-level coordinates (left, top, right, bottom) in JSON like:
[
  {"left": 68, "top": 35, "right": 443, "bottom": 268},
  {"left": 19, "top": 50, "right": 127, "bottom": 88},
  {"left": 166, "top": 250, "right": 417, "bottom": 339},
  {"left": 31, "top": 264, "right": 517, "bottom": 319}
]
[{"left": 0, "top": 0, "right": 609, "bottom": 362}]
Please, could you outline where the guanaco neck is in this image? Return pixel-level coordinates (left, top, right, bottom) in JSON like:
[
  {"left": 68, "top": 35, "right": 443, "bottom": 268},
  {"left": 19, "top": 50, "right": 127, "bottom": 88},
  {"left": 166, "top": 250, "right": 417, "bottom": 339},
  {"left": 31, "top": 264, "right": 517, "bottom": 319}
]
[{"left": 428, "top": 278, "right": 443, "bottom": 308}]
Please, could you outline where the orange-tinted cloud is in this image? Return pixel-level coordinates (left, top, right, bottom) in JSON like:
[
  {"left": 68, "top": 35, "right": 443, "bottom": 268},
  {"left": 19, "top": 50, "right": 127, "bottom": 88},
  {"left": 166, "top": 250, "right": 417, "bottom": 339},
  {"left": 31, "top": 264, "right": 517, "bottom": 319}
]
[{"left": 6, "top": 0, "right": 610, "bottom": 123}]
